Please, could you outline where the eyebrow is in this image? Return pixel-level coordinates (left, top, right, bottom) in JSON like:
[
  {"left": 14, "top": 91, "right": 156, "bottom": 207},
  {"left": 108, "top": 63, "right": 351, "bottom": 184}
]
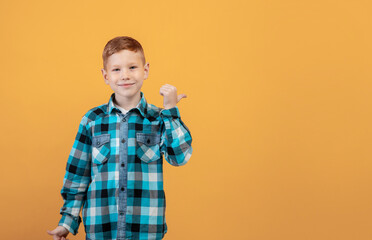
[{"left": 111, "top": 63, "right": 138, "bottom": 68}]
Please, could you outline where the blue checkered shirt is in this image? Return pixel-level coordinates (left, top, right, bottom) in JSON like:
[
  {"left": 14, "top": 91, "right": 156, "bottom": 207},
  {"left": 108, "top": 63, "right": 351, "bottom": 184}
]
[{"left": 58, "top": 91, "right": 193, "bottom": 240}]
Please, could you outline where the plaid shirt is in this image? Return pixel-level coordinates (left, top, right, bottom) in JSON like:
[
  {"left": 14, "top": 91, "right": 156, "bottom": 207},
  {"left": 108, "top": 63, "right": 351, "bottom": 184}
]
[{"left": 58, "top": 91, "right": 193, "bottom": 240}]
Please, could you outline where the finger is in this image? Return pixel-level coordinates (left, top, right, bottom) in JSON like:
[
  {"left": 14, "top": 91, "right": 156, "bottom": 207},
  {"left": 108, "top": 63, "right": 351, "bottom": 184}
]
[
  {"left": 161, "top": 85, "right": 175, "bottom": 90},
  {"left": 47, "top": 230, "right": 56, "bottom": 235},
  {"left": 159, "top": 87, "right": 165, "bottom": 95},
  {"left": 177, "top": 94, "right": 187, "bottom": 102},
  {"left": 160, "top": 86, "right": 171, "bottom": 91},
  {"left": 159, "top": 88, "right": 171, "bottom": 96},
  {"left": 160, "top": 86, "right": 172, "bottom": 92}
]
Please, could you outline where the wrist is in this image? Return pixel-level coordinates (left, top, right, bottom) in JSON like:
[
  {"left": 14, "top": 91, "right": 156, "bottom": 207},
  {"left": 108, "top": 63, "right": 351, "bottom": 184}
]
[{"left": 163, "top": 105, "right": 176, "bottom": 110}]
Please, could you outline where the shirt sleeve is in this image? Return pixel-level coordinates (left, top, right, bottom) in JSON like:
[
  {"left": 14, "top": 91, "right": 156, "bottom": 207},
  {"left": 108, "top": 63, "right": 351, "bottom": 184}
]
[
  {"left": 159, "top": 106, "right": 193, "bottom": 166},
  {"left": 58, "top": 114, "right": 92, "bottom": 235}
]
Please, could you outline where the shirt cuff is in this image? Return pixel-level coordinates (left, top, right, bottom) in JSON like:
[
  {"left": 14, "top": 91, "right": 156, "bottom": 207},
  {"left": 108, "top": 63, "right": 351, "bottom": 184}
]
[
  {"left": 160, "top": 106, "right": 181, "bottom": 118},
  {"left": 58, "top": 213, "right": 81, "bottom": 235}
]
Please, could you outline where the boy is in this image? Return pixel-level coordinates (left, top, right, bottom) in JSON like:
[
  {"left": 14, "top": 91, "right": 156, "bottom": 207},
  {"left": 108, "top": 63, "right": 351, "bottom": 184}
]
[{"left": 47, "top": 36, "right": 193, "bottom": 240}]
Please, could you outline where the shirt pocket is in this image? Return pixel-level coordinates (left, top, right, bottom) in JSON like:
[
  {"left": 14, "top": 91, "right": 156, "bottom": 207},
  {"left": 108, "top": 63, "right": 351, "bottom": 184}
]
[
  {"left": 92, "top": 133, "right": 111, "bottom": 165},
  {"left": 136, "top": 132, "right": 161, "bottom": 163}
]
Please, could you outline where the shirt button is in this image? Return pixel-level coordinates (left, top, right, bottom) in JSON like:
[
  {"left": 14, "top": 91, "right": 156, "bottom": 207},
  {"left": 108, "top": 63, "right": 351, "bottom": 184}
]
[
  {"left": 122, "top": 118, "right": 126, "bottom": 122},
  {"left": 121, "top": 187, "right": 125, "bottom": 191},
  {"left": 121, "top": 163, "right": 125, "bottom": 167},
  {"left": 121, "top": 138, "right": 125, "bottom": 143},
  {"left": 119, "top": 211, "right": 125, "bottom": 215}
]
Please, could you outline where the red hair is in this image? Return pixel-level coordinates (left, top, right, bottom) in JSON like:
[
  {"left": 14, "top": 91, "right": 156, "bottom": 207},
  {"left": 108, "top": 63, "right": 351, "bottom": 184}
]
[{"left": 102, "top": 36, "right": 146, "bottom": 70}]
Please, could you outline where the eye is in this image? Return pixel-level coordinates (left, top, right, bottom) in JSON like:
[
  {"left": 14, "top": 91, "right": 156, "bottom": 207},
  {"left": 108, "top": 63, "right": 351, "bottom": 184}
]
[
  {"left": 112, "top": 68, "right": 120, "bottom": 72},
  {"left": 130, "top": 66, "right": 137, "bottom": 69}
]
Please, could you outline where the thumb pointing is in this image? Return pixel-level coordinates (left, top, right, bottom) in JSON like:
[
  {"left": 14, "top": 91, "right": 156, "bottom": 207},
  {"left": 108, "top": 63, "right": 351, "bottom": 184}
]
[{"left": 177, "top": 94, "right": 187, "bottom": 102}]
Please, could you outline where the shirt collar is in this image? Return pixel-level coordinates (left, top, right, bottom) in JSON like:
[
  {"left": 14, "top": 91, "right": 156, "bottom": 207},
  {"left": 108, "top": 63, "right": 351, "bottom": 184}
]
[{"left": 107, "top": 91, "right": 147, "bottom": 118}]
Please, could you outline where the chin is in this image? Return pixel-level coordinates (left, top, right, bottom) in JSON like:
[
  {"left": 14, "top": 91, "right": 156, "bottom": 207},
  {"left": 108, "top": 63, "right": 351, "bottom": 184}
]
[{"left": 116, "top": 90, "right": 140, "bottom": 98}]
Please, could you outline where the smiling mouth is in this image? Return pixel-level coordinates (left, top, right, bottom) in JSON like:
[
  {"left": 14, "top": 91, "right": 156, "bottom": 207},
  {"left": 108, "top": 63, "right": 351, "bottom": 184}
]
[{"left": 119, "top": 83, "right": 134, "bottom": 87}]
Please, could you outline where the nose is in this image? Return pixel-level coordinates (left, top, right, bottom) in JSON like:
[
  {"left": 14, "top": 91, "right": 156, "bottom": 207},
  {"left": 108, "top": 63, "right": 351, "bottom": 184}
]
[{"left": 120, "top": 69, "right": 130, "bottom": 80}]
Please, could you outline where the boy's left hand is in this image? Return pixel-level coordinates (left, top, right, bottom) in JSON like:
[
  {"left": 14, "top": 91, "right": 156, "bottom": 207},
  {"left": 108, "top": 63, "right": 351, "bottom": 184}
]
[{"left": 160, "top": 84, "right": 187, "bottom": 109}]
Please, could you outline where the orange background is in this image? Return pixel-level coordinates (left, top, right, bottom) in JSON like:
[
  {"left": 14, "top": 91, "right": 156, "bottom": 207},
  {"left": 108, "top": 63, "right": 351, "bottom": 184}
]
[{"left": 1, "top": 0, "right": 371, "bottom": 239}]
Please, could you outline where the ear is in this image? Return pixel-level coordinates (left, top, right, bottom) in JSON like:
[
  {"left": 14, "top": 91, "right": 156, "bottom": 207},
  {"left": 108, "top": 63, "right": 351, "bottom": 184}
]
[
  {"left": 144, "top": 62, "right": 150, "bottom": 80},
  {"left": 101, "top": 68, "right": 109, "bottom": 85}
]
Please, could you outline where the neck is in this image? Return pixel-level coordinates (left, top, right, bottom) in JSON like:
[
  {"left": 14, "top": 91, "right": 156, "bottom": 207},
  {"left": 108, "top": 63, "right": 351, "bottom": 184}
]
[{"left": 114, "top": 93, "right": 141, "bottom": 110}]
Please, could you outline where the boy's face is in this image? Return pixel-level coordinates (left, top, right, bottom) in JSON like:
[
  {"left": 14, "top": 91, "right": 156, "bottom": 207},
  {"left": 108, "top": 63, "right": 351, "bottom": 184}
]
[{"left": 101, "top": 49, "right": 149, "bottom": 102}]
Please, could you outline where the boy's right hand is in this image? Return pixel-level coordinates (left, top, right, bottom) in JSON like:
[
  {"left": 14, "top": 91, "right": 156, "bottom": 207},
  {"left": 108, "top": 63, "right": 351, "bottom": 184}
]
[{"left": 47, "top": 226, "right": 70, "bottom": 240}]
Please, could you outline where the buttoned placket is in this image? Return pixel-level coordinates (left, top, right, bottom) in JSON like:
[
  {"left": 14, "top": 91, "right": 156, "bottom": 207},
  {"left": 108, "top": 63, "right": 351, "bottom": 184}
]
[{"left": 117, "top": 110, "right": 129, "bottom": 240}]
